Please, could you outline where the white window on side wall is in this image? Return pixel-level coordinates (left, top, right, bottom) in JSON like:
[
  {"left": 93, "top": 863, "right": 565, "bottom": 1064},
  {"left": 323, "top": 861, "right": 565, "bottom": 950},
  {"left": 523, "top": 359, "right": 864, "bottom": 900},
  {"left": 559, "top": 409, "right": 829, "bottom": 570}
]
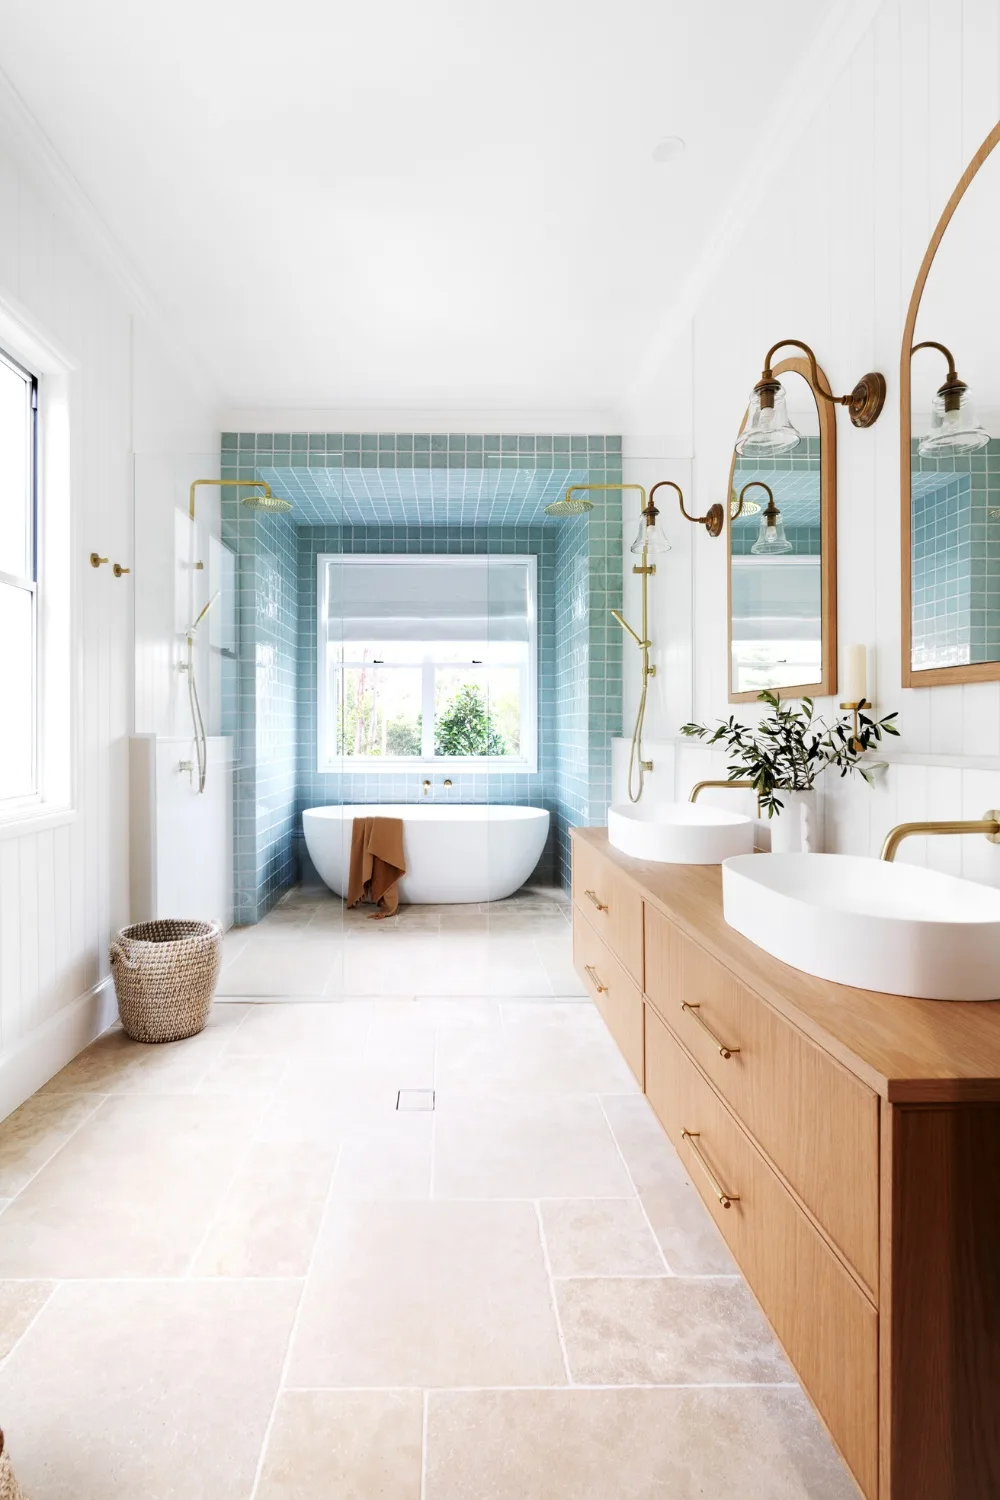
[
  {"left": 317, "top": 554, "right": 538, "bottom": 773},
  {"left": 0, "top": 346, "right": 38, "bottom": 805}
]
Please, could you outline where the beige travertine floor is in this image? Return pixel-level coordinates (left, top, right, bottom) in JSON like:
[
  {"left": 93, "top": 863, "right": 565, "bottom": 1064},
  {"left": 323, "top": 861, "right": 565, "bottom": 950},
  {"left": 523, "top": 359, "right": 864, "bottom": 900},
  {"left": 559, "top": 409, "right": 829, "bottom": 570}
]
[{"left": 0, "top": 885, "right": 859, "bottom": 1498}]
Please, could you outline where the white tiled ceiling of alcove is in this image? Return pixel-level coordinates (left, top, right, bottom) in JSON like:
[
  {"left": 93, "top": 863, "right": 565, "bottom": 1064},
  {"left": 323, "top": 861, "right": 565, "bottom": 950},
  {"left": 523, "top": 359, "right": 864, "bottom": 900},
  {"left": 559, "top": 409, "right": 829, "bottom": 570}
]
[{"left": 257, "top": 466, "right": 589, "bottom": 528}]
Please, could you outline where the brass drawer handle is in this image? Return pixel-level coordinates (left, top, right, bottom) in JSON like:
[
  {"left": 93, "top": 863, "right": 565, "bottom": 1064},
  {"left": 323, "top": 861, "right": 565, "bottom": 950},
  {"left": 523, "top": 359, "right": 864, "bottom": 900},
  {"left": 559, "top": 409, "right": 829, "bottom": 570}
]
[
  {"left": 681, "top": 1130, "right": 741, "bottom": 1209},
  {"left": 584, "top": 964, "right": 608, "bottom": 994},
  {"left": 584, "top": 889, "right": 608, "bottom": 912},
  {"left": 681, "top": 1002, "right": 740, "bottom": 1060}
]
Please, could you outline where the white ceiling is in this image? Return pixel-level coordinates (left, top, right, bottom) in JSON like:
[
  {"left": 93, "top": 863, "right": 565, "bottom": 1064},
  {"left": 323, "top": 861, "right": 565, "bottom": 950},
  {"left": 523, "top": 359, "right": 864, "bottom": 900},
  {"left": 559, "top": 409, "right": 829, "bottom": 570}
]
[{"left": 0, "top": 0, "right": 828, "bottom": 417}]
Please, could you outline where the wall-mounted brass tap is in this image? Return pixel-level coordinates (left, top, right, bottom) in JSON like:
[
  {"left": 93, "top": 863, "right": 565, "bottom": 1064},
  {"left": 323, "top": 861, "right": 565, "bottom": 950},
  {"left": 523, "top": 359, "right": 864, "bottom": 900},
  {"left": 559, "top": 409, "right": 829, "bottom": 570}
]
[{"left": 880, "top": 813, "right": 1000, "bottom": 862}]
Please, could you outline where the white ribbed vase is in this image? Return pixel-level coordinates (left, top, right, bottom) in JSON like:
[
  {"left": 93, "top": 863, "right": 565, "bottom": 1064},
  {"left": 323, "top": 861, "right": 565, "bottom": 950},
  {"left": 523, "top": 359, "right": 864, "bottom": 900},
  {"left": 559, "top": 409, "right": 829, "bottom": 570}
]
[{"left": 767, "top": 789, "right": 822, "bottom": 854}]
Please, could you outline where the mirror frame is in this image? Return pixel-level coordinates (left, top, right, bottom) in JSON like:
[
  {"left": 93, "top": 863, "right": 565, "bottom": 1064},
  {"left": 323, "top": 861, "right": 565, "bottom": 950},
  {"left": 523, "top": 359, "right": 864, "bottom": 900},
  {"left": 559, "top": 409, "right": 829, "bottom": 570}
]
[
  {"left": 900, "top": 120, "right": 1000, "bottom": 688},
  {"left": 727, "top": 354, "right": 838, "bottom": 703}
]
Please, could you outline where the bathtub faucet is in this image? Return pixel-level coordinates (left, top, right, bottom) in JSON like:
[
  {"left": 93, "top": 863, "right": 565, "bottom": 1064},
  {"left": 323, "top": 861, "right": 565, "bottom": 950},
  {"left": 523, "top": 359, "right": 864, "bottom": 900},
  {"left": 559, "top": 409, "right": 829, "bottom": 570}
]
[{"left": 422, "top": 778, "right": 455, "bottom": 798}]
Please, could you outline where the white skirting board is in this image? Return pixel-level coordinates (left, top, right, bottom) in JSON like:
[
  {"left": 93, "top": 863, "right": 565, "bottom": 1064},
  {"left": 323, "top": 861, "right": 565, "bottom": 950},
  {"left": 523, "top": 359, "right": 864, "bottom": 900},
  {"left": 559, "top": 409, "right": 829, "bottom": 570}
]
[
  {"left": 0, "top": 977, "right": 118, "bottom": 1122},
  {"left": 130, "top": 734, "right": 234, "bottom": 931}
]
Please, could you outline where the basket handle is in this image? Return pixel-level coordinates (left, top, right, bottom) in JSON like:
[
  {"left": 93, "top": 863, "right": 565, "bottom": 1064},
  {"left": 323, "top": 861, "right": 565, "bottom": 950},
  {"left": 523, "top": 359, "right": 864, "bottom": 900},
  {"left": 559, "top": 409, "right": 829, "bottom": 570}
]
[{"left": 109, "top": 941, "right": 140, "bottom": 971}]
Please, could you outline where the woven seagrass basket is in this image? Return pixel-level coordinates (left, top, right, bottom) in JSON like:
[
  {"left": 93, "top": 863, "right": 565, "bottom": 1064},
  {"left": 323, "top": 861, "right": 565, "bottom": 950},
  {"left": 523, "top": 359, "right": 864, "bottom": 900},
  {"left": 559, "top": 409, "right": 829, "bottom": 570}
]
[
  {"left": 110, "top": 918, "right": 222, "bottom": 1044},
  {"left": 0, "top": 1429, "right": 24, "bottom": 1500}
]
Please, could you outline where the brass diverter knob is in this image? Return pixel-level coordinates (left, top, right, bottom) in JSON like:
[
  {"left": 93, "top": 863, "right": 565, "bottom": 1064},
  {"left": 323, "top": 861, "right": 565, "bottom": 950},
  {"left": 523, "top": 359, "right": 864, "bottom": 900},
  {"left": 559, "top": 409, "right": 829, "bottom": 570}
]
[
  {"left": 113, "top": 563, "right": 131, "bottom": 578},
  {"left": 89, "top": 553, "right": 109, "bottom": 568}
]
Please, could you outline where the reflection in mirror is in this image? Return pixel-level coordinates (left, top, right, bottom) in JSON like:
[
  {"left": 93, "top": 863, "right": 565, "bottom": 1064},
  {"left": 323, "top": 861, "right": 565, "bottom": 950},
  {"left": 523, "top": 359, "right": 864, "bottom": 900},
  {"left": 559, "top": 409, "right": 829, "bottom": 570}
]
[
  {"left": 729, "top": 366, "right": 827, "bottom": 699},
  {"left": 907, "top": 133, "right": 1000, "bottom": 677}
]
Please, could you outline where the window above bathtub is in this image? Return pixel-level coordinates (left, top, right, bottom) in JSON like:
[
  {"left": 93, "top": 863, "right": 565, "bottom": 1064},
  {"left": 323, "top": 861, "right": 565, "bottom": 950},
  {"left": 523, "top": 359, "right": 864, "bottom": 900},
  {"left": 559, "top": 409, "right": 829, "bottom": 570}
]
[{"left": 317, "top": 554, "right": 538, "bottom": 774}]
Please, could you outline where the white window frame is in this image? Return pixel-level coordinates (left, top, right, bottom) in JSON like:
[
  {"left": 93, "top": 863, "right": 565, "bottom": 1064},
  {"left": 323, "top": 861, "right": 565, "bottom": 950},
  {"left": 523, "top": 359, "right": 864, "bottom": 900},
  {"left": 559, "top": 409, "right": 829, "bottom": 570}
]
[
  {"left": 0, "top": 345, "right": 38, "bottom": 810},
  {"left": 0, "top": 291, "right": 76, "bottom": 836},
  {"left": 317, "top": 552, "right": 538, "bottom": 774}
]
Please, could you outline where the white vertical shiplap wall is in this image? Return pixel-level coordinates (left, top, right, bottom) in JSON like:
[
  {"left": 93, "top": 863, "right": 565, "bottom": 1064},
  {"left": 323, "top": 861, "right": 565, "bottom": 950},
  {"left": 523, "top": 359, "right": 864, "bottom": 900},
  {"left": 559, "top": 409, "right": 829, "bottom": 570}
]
[
  {"left": 636, "top": 0, "right": 1000, "bottom": 882},
  {"left": 0, "top": 131, "right": 218, "bottom": 1099}
]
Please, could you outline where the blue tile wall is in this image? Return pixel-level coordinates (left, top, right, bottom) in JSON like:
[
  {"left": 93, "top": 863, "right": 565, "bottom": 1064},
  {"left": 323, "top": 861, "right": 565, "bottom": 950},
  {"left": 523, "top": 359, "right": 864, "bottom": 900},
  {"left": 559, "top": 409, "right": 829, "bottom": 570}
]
[
  {"left": 911, "top": 439, "right": 1000, "bottom": 669},
  {"left": 221, "top": 495, "right": 299, "bottom": 924},
  {"left": 222, "top": 432, "right": 623, "bottom": 914}
]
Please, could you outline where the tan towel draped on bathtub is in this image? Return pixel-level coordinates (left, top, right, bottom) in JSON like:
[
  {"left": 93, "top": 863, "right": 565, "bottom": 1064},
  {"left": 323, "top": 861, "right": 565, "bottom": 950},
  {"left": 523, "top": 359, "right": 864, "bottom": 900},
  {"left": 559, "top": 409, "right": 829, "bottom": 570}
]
[{"left": 347, "top": 816, "right": 406, "bottom": 918}]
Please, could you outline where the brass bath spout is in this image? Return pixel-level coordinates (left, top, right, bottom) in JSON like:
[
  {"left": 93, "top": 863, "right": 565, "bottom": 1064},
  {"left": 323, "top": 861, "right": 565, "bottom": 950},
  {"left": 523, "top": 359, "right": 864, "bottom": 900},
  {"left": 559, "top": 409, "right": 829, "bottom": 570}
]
[{"left": 880, "top": 813, "right": 1000, "bottom": 862}]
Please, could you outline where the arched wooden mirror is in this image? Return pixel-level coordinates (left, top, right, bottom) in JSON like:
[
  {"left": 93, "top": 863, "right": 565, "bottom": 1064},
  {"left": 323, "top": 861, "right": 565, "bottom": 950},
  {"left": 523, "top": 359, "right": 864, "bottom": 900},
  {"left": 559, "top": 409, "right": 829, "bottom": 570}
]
[
  {"left": 727, "top": 356, "right": 838, "bottom": 702},
  {"left": 902, "top": 121, "right": 1000, "bottom": 685}
]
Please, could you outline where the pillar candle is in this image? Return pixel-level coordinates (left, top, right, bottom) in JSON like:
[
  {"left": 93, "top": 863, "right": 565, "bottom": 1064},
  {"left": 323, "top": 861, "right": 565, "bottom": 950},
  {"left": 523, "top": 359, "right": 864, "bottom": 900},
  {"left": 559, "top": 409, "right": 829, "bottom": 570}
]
[{"left": 844, "top": 644, "right": 867, "bottom": 703}]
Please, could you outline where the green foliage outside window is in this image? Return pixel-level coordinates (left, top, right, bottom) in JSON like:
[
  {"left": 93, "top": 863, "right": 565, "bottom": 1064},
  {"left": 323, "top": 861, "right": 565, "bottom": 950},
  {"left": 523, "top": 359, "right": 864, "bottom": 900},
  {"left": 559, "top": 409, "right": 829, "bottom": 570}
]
[{"left": 434, "top": 683, "right": 507, "bottom": 757}]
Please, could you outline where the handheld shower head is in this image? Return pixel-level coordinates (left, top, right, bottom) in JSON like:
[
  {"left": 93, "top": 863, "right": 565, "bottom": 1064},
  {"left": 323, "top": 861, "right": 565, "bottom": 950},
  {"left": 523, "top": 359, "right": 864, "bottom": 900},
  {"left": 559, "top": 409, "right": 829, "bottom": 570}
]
[{"left": 188, "top": 591, "right": 220, "bottom": 635}]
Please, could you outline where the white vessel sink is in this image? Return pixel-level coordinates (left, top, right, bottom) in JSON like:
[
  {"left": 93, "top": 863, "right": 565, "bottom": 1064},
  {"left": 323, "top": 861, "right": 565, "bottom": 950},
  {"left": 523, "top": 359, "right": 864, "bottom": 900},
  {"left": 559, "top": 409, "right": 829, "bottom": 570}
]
[
  {"left": 608, "top": 802, "right": 755, "bottom": 865},
  {"left": 723, "top": 853, "right": 1000, "bottom": 1002}
]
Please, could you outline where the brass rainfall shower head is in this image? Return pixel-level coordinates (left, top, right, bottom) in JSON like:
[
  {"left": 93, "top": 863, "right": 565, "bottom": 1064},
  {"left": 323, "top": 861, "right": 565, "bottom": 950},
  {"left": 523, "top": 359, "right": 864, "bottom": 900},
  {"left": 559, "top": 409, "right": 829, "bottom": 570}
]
[
  {"left": 188, "top": 478, "right": 293, "bottom": 518},
  {"left": 544, "top": 495, "right": 594, "bottom": 516},
  {"left": 241, "top": 489, "right": 293, "bottom": 514}
]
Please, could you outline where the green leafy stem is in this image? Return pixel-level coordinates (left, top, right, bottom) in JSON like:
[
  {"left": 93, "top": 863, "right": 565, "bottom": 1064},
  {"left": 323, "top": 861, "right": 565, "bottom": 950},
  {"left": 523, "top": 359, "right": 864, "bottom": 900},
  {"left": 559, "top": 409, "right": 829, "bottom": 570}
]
[{"left": 681, "top": 690, "right": 899, "bottom": 818}]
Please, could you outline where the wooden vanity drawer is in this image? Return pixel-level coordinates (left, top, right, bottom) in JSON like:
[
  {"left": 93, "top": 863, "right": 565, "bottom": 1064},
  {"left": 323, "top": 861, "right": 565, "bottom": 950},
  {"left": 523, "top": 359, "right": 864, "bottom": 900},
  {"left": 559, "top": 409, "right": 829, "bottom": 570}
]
[
  {"left": 644, "top": 1002, "right": 878, "bottom": 1500},
  {"left": 573, "top": 911, "right": 643, "bottom": 1085},
  {"left": 571, "top": 837, "right": 643, "bottom": 986},
  {"left": 644, "top": 904, "right": 879, "bottom": 1297}
]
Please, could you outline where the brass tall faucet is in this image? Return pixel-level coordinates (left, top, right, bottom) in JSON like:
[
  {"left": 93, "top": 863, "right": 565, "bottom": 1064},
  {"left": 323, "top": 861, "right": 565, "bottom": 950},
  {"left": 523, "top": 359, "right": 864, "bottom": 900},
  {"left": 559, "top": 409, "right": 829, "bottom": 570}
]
[{"left": 880, "top": 812, "right": 1000, "bottom": 862}]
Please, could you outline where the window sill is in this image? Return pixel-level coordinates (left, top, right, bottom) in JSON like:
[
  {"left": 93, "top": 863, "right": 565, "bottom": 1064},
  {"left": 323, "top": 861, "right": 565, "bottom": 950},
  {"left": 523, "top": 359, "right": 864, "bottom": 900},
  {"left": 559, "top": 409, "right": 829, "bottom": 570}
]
[
  {"left": 317, "top": 760, "right": 539, "bottom": 776},
  {"left": 0, "top": 802, "right": 78, "bottom": 840}
]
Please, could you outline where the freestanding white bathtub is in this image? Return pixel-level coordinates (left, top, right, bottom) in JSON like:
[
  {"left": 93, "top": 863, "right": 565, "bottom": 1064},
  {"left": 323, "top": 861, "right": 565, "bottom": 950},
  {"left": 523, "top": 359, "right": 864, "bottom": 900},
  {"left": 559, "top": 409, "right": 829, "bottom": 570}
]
[{"left": 302, "top": 804, "right": 551, "bottom": 904}]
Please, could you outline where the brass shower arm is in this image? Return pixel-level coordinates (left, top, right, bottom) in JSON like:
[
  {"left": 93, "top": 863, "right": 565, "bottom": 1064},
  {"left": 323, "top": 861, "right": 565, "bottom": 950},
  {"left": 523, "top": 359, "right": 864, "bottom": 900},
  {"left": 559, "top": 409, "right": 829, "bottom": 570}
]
[
  {"left": 564, "top": 483, "right": 648, "bottom": 508},
  {"left": 649, "top": 479, "right": 723, "bottom": 539},
  {"left": 731, "top": 480, "right": 775, "bottom": 522},
  {"left": 189, "top": 477, "right": 274, "bottom": 521}
]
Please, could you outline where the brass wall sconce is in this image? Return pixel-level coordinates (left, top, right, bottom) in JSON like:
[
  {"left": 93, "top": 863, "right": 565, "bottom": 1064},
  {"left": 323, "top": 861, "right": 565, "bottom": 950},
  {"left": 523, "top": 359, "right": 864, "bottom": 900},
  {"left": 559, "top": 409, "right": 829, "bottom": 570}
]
[
  {"left": 736, "top": 339, "right": 886, "bottom": 456},
  {"left": 912, "top": 340, "right": 990, "bottom": 455},
  {"left": 649, "top": 479, "right": 723, "bottom": 539},
  {"left": 730, "top": 481, "right": 792, "bottom": 555}
]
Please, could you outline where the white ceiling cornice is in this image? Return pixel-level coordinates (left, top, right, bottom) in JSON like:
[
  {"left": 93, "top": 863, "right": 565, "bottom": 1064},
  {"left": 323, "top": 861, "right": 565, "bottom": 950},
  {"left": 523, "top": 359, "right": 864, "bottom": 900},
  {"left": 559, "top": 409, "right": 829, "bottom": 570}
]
[{"left": 0, "top": 63, "right": 221, "bottom": 409}]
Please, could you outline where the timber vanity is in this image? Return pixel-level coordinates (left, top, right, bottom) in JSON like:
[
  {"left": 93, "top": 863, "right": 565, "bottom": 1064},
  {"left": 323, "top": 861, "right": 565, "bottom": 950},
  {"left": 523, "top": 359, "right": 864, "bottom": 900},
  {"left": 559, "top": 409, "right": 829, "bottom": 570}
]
[{"left": 571, "top": 825, "right": 1000, "bottom": 1500}]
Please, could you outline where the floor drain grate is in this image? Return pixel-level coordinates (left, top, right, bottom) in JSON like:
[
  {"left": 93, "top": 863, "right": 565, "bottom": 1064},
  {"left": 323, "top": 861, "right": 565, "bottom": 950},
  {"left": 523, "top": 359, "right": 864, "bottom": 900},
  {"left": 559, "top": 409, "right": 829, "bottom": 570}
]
[{"left": 396, "top": 1089, "right": 436, "bottom": 1112}]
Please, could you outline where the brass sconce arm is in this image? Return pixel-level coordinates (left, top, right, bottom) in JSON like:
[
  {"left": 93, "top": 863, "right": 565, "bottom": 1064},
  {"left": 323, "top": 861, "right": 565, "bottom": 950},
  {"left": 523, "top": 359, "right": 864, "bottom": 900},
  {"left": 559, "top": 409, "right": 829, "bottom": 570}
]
[
  {"left": 910, "top": 340, "right": 967, "bottom": 408},
  {"left": 757, "top": 338, "right": 886, "bottom": 429},
  {"left": 649, "top": 479, "right": 723, "bottom": 539},
  {"left": 731, "top": 480, "right": 774, "bottom": 522}
]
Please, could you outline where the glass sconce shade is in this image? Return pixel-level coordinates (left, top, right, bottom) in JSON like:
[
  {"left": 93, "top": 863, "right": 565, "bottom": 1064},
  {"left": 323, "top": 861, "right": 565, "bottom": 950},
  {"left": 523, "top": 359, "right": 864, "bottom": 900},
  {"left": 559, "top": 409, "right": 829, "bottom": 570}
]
[
  {"left": 735, "top": 380, "right": 801, "bottom": 456},
  {"left": 630, "top": 514, "right": 671, "bottom": 554},
  {"left": 750, "top": 503, "right": 793, "bottom": 555},
  {"left": 918, "top": 386, "right": 991, "bottom": 455}
]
